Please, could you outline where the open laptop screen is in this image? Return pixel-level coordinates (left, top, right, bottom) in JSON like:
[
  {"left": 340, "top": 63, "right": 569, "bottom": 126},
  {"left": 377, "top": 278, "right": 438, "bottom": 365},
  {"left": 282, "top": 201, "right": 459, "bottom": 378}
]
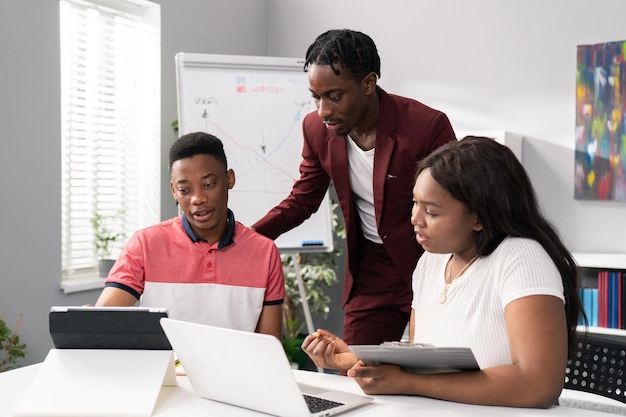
[{"left": 49, "top": 306, "right": 171, "bottom": 350}]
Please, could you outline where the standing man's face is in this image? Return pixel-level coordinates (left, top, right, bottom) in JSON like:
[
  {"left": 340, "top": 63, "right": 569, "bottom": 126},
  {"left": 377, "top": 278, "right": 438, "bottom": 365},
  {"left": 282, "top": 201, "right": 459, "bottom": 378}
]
[
  {"left": 308, "top": 63, "right": 375, "bottom": 137},
  {"left": 170, "top": 154, "right": 235, "bottom": 243}
]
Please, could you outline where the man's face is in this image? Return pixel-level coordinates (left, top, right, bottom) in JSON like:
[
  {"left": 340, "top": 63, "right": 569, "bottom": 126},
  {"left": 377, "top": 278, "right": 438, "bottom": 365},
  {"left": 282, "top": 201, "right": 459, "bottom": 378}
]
[
  {"left": 308, "top": 63, "right": 372, "bottom": 136},
  {"left": 170, "top": 154, "right": 235, "bottom": 243}
]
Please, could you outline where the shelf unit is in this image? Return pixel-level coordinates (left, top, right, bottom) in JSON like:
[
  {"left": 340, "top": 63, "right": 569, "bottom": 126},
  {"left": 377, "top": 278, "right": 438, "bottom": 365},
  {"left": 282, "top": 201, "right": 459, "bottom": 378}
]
[
  {"left": 572, "top": 252, "right": 626, "bottom": 270},
  {"left": 572, "top": 252, "right": 626, "bottom": 338},
  {"left": 455, "top": 130, "right": 523, "bottom": 162}
]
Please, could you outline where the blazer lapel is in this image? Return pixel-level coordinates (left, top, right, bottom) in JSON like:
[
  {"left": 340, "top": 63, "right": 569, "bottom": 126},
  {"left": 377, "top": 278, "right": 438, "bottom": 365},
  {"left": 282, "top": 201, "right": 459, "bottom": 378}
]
[
  {"left": 373, "top": 135, "right": 395, "bottom": 228},
  {"left": 373, "top": 89, "right": 397, "bottom": 228},
  {"left": 329, "top": 135, "right": 351, "bottom": 227}
]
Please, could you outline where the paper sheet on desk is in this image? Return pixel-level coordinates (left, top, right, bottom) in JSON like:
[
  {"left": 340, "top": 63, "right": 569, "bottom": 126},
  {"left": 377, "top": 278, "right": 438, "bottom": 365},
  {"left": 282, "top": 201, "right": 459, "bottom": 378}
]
[
  {"left": 349, "top": 343, "right": 479, "bottom": 373},
  {"left": 13, "top": 349, "right": 175, "bottom": 417}
]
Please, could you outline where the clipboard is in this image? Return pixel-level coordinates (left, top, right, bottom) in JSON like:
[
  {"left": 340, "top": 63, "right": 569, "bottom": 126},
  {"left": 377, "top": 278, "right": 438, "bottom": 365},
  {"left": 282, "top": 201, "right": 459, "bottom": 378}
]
[{"left": 349, "top": 341, "right": 479, "bottom": 373}]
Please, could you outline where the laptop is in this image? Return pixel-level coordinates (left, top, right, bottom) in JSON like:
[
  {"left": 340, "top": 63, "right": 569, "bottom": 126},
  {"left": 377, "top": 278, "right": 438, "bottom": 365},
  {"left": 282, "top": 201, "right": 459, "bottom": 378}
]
[
  {"left": 160, "top": 318, "right": 373, "bottom": 417},
  {"left": 49, "top": 306, "right": 171, "bottom": 350}
]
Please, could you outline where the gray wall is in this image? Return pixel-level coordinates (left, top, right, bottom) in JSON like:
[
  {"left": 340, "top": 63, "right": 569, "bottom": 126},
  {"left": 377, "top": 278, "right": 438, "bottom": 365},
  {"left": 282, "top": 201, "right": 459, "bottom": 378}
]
[
  {"left": 2, "top": 0, "right": 626, "bottom": 367},
  {"left": 0, "top": 0, "right": 268, "bottom": 367}
]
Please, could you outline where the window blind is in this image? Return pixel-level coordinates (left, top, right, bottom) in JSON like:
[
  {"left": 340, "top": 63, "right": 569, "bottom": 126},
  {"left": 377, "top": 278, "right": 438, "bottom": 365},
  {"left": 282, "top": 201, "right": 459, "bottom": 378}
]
[{"left": 60, "top": 0, "right": 160, "bottom": 278}]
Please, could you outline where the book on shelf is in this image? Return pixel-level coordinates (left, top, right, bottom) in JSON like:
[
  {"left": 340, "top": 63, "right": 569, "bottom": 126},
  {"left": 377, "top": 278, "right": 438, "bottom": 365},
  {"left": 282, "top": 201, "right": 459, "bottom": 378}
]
[{"left": 580, "top": 270, "right": 626, "bottom": 330}]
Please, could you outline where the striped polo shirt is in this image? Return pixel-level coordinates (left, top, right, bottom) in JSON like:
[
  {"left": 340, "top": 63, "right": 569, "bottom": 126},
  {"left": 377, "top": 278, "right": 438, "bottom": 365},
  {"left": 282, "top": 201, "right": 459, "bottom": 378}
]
[{"left": 104, "top": 210, "right": 285, "bottom": 332}]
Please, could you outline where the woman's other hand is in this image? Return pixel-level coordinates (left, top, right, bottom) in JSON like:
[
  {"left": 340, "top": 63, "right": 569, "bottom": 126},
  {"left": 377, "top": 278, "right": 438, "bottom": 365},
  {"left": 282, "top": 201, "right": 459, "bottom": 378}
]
[{"left": 301, "top": 329, "right": 358, "bottom": 371}]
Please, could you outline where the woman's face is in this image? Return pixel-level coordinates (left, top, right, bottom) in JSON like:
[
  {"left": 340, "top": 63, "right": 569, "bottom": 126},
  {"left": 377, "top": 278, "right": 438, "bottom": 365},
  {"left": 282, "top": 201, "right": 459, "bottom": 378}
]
[{"left": 410, "top": 168, "right": 482, "bottom": 256}]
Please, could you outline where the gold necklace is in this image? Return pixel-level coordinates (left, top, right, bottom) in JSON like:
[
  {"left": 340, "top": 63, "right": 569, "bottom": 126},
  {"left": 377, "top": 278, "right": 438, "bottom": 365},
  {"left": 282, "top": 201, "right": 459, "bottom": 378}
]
[{"left": 439, "top": 255, "right": 479, "bottom": 304}]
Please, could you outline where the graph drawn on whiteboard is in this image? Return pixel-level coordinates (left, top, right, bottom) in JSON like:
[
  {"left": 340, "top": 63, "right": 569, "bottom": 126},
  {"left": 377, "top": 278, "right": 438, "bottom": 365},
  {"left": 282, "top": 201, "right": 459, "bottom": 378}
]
[{"left": 176, "top": 53, "right": 334, "bottom": 252}]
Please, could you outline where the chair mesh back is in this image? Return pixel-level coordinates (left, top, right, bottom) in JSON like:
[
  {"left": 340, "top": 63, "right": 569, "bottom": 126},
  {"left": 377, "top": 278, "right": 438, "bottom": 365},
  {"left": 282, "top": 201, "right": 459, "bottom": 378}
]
[{"left": 565, "top": 331, "right": 626, "bottom": 404}]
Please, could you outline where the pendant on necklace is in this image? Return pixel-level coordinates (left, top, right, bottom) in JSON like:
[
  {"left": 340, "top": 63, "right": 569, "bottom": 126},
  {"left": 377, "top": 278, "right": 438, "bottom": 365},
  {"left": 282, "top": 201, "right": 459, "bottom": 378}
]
[
  {"left": 439, "top": 283, "right": 450, "bottom": 304},
  {"left": 439, "top": 292, "right": 447, "bottom": 304}
]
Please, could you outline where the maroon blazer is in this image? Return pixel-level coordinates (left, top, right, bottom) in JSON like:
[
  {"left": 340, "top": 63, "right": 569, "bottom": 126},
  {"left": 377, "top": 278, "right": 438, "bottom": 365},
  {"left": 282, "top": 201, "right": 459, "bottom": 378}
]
[{"left": 252, "top": 88, "right": 456, "bottom": 306}]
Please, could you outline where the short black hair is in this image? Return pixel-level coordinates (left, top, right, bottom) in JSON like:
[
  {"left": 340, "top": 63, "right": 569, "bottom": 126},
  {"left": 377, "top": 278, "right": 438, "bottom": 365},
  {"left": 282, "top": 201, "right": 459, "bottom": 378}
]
[
  {"left": 304, "top": 29, "right": 381, "bottom": 80},
  {"left": 168, "top": 131, "right": 227, "bottom": 171}
]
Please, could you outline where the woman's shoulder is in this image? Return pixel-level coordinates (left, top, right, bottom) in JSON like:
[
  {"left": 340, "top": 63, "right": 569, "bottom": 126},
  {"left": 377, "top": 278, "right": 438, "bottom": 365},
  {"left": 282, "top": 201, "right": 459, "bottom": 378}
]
[
  {"left": 491, "top": 237, "right": 552, "bottom": 263},
  {"left": 495, "top": 236, "right": 544, "bottom": 252}
]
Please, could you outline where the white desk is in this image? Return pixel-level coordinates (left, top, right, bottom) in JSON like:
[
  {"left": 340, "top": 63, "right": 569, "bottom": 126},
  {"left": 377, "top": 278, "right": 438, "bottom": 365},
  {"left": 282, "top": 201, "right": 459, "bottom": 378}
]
[{"left": 0, "top": 363, "right": 622, "bottom": 416}]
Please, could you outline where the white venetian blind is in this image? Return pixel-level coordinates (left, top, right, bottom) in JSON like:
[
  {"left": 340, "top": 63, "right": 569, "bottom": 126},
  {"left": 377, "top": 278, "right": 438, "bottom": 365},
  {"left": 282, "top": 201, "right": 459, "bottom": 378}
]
[{"left": 60, "top": 0, "right": 160, "bottom": 278}]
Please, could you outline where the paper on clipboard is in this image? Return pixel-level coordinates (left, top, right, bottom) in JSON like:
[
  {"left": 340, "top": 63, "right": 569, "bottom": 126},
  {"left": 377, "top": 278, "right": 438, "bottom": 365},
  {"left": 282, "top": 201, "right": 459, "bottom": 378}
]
[{"left": 349, "top": 342, "right": 479, "bottom": 374}]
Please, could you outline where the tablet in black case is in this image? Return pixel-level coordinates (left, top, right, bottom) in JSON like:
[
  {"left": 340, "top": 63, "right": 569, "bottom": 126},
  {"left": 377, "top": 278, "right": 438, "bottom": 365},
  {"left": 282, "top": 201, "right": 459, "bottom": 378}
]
[{"left": 49, "top": 306, "right": 171, "bottom": 350}]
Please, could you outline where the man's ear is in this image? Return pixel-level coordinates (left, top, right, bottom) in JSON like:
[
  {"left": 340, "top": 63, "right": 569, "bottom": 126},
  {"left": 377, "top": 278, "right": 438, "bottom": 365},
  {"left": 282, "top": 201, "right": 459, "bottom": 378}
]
[
  {"left": 169, "top": 182, "right": 179, "bottom": 206},
  {"left": 227, "top": 169, "right": 235, "bottom": 189},
  {"left": 362, "top": 72, "right": 378, "bottom": 95},
  {"left": 170, "top": 180, "right": 176, "bottom": 199}
]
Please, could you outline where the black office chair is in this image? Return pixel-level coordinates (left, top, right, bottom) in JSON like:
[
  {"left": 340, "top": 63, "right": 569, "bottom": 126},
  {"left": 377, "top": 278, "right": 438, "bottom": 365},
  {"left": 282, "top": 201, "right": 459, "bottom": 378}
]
[{"left": 564, "top": 330, "right": 626, "bottom": 404}]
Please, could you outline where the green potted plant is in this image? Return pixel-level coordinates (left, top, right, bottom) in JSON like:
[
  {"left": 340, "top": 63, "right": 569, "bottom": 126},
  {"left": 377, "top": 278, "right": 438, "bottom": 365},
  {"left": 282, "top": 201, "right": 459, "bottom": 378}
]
[
  {"left": 0, "top": 312, "right": 27, "bottom": 372},
  {"left": 91, "top": 210, "right": 126, "bottom": 278},
  {"left": 281, "top": 203, "right": 345, "bottom": 368}
]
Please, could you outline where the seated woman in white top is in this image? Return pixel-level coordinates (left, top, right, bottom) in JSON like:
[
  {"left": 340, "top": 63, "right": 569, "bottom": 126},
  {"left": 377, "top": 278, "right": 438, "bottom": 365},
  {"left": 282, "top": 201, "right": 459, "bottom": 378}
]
[{"left": 301, "top": 136, "right": 584, "bottom": 408}]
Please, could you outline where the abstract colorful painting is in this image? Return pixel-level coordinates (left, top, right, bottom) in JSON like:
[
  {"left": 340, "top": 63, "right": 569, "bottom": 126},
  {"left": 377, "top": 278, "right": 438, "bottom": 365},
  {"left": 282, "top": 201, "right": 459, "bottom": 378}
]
[{"left": 575, "top": 41, "right": 626, "bottom": 200}]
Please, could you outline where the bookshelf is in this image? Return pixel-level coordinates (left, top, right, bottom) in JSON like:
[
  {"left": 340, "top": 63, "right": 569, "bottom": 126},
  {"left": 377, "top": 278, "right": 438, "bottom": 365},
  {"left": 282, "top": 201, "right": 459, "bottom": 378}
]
[{"left": 572, "top": 252, "right": 626, "bottom": 338}]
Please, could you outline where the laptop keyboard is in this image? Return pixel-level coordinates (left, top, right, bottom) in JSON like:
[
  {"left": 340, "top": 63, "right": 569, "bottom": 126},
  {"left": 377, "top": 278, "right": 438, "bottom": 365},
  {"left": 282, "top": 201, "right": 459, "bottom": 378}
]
[{"left": 303, "top": 394, "right": 344, "bottom": 414}]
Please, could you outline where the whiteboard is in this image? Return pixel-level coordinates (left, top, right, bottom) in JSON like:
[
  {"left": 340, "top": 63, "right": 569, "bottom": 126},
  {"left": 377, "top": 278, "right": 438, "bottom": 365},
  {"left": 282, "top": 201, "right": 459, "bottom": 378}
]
[{"left": 175, "top": 53, "right": 334, "bottom": 252}]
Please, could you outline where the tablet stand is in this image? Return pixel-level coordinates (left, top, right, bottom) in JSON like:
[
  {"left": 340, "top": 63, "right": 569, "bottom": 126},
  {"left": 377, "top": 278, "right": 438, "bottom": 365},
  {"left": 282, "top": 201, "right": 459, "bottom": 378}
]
[{"left": 14, "top": 349, "right": 175, "bottom": 417}]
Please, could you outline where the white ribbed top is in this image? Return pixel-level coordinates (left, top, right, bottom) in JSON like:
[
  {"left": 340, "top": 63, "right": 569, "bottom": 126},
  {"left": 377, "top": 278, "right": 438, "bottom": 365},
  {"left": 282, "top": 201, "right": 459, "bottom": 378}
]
[{"left": 412, "top": 237, "right": 565, "bottom": 369}]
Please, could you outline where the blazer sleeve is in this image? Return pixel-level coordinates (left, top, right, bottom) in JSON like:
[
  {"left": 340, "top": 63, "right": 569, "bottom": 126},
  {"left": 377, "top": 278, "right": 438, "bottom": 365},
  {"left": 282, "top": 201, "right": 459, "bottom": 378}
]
[{"left": 427, "top": 111, "right": 457, "bottom": 151}]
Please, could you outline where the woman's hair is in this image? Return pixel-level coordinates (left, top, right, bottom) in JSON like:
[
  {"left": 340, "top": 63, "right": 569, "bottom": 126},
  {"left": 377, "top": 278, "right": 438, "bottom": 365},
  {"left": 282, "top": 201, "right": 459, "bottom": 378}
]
[
  {"left": 416, "top": 136, "right": 584, "bottom": 357},
  {"left": 304, "top": 29, "right": 381, "bottom": 80},
  {"left": 168, "top": 131, "right": 228, "bottom": 171}
]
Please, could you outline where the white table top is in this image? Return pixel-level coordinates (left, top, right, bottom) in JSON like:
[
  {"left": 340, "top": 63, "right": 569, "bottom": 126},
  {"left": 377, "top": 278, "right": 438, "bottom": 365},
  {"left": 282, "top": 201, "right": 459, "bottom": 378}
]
[{"left": 1, "top": 363, "right": 623, "bottom": 416}]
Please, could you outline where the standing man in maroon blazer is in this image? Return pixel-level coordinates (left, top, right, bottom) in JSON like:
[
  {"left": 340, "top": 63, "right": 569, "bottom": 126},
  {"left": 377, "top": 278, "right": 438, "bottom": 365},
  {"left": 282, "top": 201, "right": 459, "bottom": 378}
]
[{"left": 252, "top": 29, "right": 456, "bottom": 345}]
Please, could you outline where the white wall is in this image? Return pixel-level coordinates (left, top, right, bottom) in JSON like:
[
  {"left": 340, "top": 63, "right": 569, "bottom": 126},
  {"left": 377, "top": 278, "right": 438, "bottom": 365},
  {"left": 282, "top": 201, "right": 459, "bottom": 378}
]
[{"left": 266, "top": 0, "right": 626, "bottom": 254}]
